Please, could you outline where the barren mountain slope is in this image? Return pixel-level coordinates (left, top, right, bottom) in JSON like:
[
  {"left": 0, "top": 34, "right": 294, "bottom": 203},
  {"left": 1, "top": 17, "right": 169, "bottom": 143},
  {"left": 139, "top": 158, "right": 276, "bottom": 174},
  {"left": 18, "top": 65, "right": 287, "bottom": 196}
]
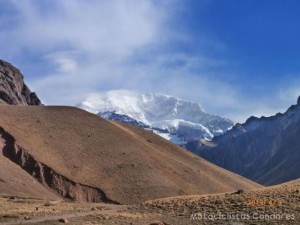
[
  {"left": 0, "top": 105, "right": 260, "bottom": 204},
  {"left": 0, "top": 151, "right": 59, "bottom": 200}
]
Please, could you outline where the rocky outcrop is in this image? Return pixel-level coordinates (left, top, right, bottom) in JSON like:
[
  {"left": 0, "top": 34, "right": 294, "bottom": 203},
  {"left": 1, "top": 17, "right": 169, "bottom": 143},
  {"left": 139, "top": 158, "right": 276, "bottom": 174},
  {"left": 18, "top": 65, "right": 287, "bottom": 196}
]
[
  {"left": 0, "top": 60, "right": 41, "bottom": 105},
  {"left": 197, "top": 97, "right": 300, "bottom": 186}
]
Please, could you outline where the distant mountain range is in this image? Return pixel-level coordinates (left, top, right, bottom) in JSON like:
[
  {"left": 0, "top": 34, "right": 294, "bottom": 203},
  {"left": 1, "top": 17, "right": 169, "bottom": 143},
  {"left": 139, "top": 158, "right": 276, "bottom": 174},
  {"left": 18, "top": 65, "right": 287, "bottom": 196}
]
[
  {"left": 77, "top": 90, "right": 233, "bottom": 146},
  {"left": 78, "top": 90, "right": 300, "bottom": 187},
  {"left": 196, "top": 97, "right": 300, "bottom": 186}
]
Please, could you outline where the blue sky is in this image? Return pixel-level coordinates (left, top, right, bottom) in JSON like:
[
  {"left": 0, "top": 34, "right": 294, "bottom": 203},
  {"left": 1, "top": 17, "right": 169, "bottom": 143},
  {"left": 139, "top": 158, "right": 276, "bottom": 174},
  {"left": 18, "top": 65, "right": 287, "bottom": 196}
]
[{"left": 0, "top": 0, "right": 300, "bottom": 122}]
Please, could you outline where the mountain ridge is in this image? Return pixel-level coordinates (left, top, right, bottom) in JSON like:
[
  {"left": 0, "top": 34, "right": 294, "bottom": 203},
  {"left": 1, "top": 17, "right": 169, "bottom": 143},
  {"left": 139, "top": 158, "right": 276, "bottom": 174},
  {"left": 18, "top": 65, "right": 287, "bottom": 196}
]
[{"left": 195, "top": 96, "right": 300, "bottom": 185}]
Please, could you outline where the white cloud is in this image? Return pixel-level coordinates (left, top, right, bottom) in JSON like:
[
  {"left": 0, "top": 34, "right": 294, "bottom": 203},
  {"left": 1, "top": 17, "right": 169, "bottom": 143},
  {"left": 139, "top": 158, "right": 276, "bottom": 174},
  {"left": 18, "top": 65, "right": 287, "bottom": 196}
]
[
  {"left": 45, "top": 52, "right": 78, "bottom": 74},
  {"left": 0, "top": 0, "right": 298, "bottom": 123},
  {"left": 55, "top": 58, "right": 77, "bottom": 74},
  {"left": 0, "top": 0, "right": 172, "bottom": 97},
  {"left": 7, "top": 0, "right": 167, "bottom": 58},
  {"left": 279, "top": 85, "right": 300, "bottom": 106}
]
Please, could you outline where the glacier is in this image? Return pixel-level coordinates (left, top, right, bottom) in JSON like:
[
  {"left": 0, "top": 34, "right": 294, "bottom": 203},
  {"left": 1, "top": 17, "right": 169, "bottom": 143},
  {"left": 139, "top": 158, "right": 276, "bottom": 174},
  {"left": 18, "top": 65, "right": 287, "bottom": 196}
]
[{"left": 77, "top": 90, "right": 233, "bottom": 146}]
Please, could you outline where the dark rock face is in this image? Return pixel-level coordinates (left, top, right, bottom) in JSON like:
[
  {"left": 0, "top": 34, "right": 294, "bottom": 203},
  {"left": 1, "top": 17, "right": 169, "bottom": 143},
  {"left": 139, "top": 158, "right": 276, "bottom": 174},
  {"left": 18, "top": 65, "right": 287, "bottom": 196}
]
[
  {"left": 98, "top": 111, "right": 152, "bottom": 129},
  {"left": 0, "top": 60, "right": 41, "bottom": 105},
  {"left": 196, "top": 97, "right": 300, "bottom": 186}
]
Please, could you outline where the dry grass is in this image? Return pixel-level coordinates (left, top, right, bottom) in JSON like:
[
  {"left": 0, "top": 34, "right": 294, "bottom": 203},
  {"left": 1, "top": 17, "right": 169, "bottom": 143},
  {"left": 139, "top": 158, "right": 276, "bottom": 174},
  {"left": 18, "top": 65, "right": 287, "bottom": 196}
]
[
  {"left": 136, "top": 179, "right": 300, "bottom": 224},
  {"left": 0, "top": 179, "right": 299, "bottom": 225}
]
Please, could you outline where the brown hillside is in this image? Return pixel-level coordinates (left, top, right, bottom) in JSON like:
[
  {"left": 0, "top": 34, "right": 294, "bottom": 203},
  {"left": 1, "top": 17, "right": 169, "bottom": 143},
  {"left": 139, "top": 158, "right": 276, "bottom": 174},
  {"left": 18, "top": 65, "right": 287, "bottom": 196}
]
[
  {"left": 0, "top": 105, "right": 260, "bottom": 204},
  {"left": 0, "top": 149, "right": 59, "bottom": 200}
]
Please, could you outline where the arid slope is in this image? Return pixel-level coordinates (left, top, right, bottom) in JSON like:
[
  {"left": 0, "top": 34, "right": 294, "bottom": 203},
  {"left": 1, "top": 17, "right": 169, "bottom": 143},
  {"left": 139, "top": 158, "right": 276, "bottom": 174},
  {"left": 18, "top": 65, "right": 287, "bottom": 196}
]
[
  {"left": 0, "top": 150, "right": 59, "bottom": 200},
  {"left": 0, "top": 105, "right": 260, "bottom": 204},
  {"left": 134, "top": 178, "right": 300, "bottom": 225},
  {"left": 0, "top": 179, "right": 298, "bottom": 224}
]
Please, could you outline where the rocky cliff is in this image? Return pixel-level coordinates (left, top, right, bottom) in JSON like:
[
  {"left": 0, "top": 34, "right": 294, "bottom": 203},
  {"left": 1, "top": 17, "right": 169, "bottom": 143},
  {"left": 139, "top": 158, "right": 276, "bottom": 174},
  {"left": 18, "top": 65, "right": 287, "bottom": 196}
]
[{"left": 0, "top": 60, "right": 41, "bottom": 105}]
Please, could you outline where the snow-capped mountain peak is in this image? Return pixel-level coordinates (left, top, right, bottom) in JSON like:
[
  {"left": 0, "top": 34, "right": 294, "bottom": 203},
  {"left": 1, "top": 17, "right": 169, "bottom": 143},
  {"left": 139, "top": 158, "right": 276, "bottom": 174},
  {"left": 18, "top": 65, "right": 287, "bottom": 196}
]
[
  {"left": 141, "top": 92, "right": 205, "bottom": 122},
  {"left": 77, "top": 90, "right": 149, "bottom": 124},
  {"left": 77, "top": 90, "right": 233, "bottom": 145}
]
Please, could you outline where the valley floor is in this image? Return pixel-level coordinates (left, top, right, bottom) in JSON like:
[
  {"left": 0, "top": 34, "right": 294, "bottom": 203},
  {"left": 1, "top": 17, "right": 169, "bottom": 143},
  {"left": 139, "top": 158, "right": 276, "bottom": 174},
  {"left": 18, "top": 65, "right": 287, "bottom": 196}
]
[{"left": 1, "top": 179, "right": 299, "bottom": 225}]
